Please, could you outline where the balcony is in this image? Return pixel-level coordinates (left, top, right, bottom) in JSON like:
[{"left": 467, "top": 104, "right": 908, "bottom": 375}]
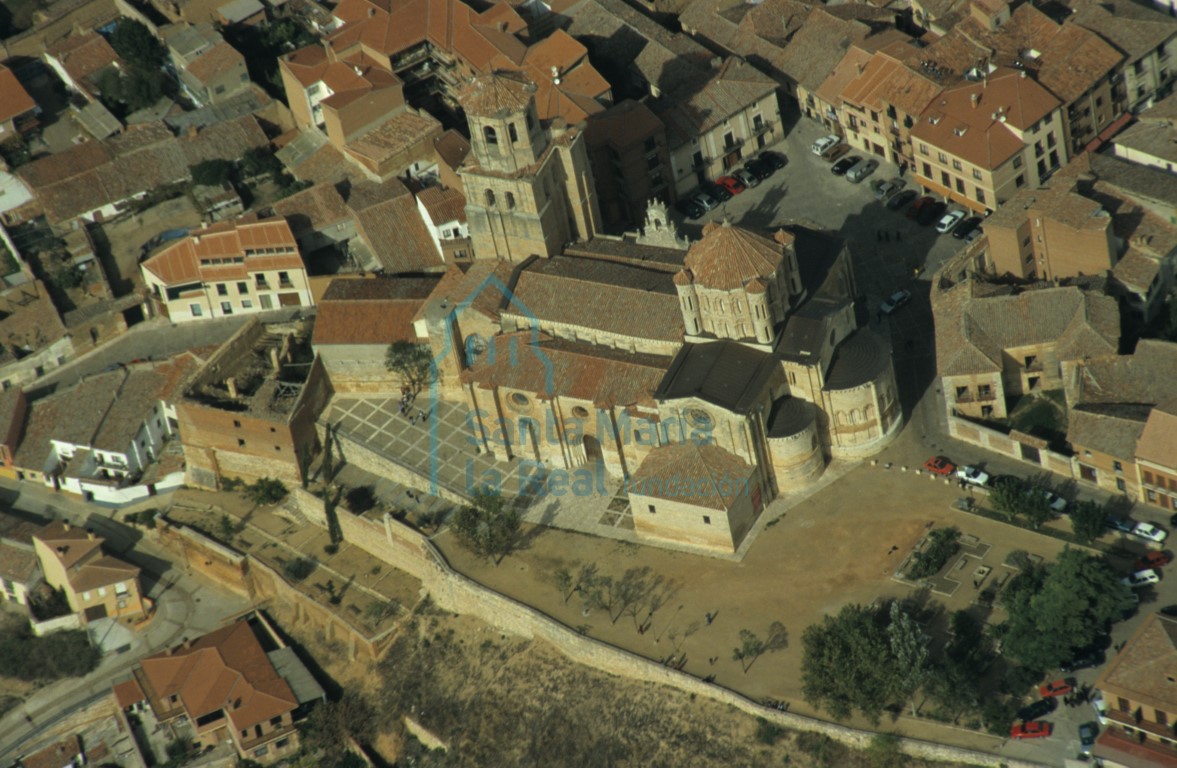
[
  {"left": 721, "top": 136, "right": 745, "bottom": 152},
  {"left": 752, "top": 120, "right": 774, "bottom": 136},
  {"left": 690, "top": 155, "right": 709, "bottom": 170}
]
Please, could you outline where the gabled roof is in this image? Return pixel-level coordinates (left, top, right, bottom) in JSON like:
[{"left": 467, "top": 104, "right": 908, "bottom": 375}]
[
  {"left": 459, "top": 70, "right": 535, "bottom": 118},
  {"left": 1066, "top": 403, "right": 1149, "bottom": 459},
  {"left": 656, "top": 339, "right": 779, "bottom": 414},
  {"left": 1135, "top": 400, "right": 1177, "bottom": 467},
  {"left": 0, "top": 539, "right": 38, "bottom": 584},
  {"left": 33, "top": 521, "right": 139, "bottom": 592},
  {"left": 839, "top": 48, "right": 942, "bottom": 118},
  {"left": 416, "top": 185, "right": 466, "bottom": 226},
  {"left": 0, "top": 64, "right": 36, "bottom": 125},
  {"left": 1097, "top": 613, "right": 1177, "bottom": 716},
  {"left": 312, "top": 276, "right": 438, "bottom": 346},
  {"left": 629, "top": 442, "right": 755, "bottom": 511},
  {"left": 139, "top": 619, "right": 298, "bottom": 732},
  {"left": 345, "top": 178, "right": 443, "bottom": 274},
  {"left": 185, "top": 41, "right": 246, "bottom": 85},
  {"left": 1066, "top": 0, "right": 1177, "bottom": 64},
  {"left": 682, "top": 220, "right": 787, "bottom": 291},
  {"left": 653, "top": 58, "right": 777, "bottom": 148},
  {"left": 142, "top": 219, "right": 301, "bottom": 286},
  {"left": 1069, "top": 339, "right": 1177, "bottom": 407},
  {"left": 45, "top": 31, "right": 122, "bottom": 86}
]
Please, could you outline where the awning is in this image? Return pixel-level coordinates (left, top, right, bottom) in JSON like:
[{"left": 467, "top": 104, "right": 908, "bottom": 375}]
[{"left": 1084, "top": 112, "right": 1134, "bottom": 154}]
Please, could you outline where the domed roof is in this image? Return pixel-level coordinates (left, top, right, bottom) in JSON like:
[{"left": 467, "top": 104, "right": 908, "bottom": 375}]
[
  {"left": 766, "top": 396, "right": 817, "bottom": 438},
  {"left": 460, "top": 71, "right": 536, "bottom": 119},
  {"left": 824, "top": 328, "right": 891, "bottom": 391},
  {"left": 684, "top": 220, "right": 784, "bottom": 291}
]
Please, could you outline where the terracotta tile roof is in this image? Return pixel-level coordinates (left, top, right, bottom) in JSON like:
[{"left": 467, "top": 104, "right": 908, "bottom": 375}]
[
  {"left": 0, "top": 64, "right": 36, "bottom": 125},
  {"left": 271, "top": 182, "right": 350, "bottom": 233},
  {"left": 1089, "top": 153, "right": 1177, "bottom": 212},
  {"left": 912, "top": 68, "right": 1060, "bottom": 170},
  {"left": 656, "top": 339, "right": 779, "bottom": 413},
  {"left": 433, "top": 129, "right": 470, "bottom": 171},
  {"left": 33, "top": 521, "right": 104, "bottom": 569},
  {"left": 1093, "top": 726, "right": 1177, "bottom": 768},
  {"left": 653, "top": 57, "right": 776, "bottom": 148},
  {"left": 514, "top": 29, "right": 610, "bottom": 123},
  {"left": 416, "top": 185, "right": 466, "bottom": 225},
  {"left": 344, "top": 109, "right": 441, "bottom": 163},
  {"left": 276, "top": 129, "right": 351, "bottom": 185},
  {"left": 1116, "top": 119, "right": 1177, "bottom": 165},
  {"left": 312, "top": 276, "right": 439, "bottom": 345},
  {"left": 46, "top": 31, "right": 122, "bottom": 86},
  {"left": 0, "top": 539, "right": 39, "bottom": 583},
  {"left": 458, "top": 70, "right": 535, "bottom": 118},
  {"left": 755, "top": 7, "right": 877, "bottom": 94},
  {"left": 185, "top": 40, "right": 246, "bottom": 85},
  {"left": 412, "top": 261, "right": 516, "bottom": 325},
  {"left": 584, "top": 99, "right": 663, "bottom": 151},
  {"left": 15, "top": 372, "right": 123, "bottom": 470},
  {"left": 934, "top": 282, "right": 1119, "bottom": 377},
  {"left": 1114, "top": 249, "right": 1162, "bottom": 293},
  {"left": 1070, "top": 339, "right": 1177, "bottom": 406},
  {"left": 683, "top": 220, "right": 787, "bottom": 291},
  {"left": 1067, "top": 0, "right": 1177, "bottom": 63},
  {"left": 508, "top": 256, "right": 684, "bottom": 342},
  {"left": 679, "top": 0, "right": 747, "bottom": 51},
  {"left": 19, "top": 735, "right": 110, "bottom": 768},
  {"left": 138, "top": 619, "right": 298, "bottom": 732},
  {"left": 464, "top": 333, "right": 670, "bottom": 408},
  {"left": 1066, "top": 403, "right": 1149, "bottom": 459},
  {"left": 70, "top": 554, "right": 140, "bottom": 591},
  {"left": 1135, "top": 400, "right": 1177, "bottom": 467},
  {"left": 346, "top": 178, "right": 443, "bottom": 273},
  {"left": 816, "top": 45, "right": 874, "bottom": 111},
  {"left": 113, "top": 677, "right": 146, "bottom": 709},
  {"left": 985, "top": 173, "right": 1112, "bottom": 232},
  {"left": 142, "top": 220, "right": 301, "bottom": 286},
  {"left": 1097, "top": 612, "right": 1177, "bottom": 717},
  {"left": 839, "top": 49, "right": 943, "bottom": 118},
  {"left": 628, "top": 442, "right": 755, "bottom": 511}
]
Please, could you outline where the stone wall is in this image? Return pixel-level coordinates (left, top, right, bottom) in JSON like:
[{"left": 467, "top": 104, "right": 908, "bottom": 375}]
[
  {"left": 326, "top": 421, "right": 473, "bottom": 506},
  {"left": 948, "top": 414, "right": 1075, "bottom": 478},
  {"left": 154, "top": 519, "right": 251, "bottom": 596},
  {"left": 278, "top": 487, "right": 1041, "bottom": 767}
]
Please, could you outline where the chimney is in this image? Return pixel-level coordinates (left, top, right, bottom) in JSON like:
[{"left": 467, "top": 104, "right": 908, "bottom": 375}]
[
  {"left": 971, "top": 93, "right": 980, "bottom": 108},
  {"left": 62, "top": 522, "right": 71, "bottom": 532},
  {"left": 87, "top": 531, "right": 96, "bottom": 541},
  {"left": 226, "top": 377, "right": 238, "bottom": 398},
  {"left": 551, "top": 65, "right": 560, "bottom": 85}
]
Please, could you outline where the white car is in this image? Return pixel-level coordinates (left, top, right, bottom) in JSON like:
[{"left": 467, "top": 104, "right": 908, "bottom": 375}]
[
  {"left": 956, "top": 465, "right": 990, "bottom": 487},
  {"left": 1091, "top": 691, "right": 1109, "bottom": 726},
  {"left": 733, "top": 168, "right": 760, "bottom": 188},
  {"left": 1132, "top": 522, "right": 1168, "bottom": 543},
  {"left": 811, "top": 134, "right": 840, "bottom": 156},
  {"left": 935, "top": 209, "right": 967, "bottom": 234},
  {"left": 692, "top": 192, "right": 719, "bottom": 211},
  {"left": 880, "top": 289, "right": 911, "bottom": 315},
  {"left": 1121, "top": 568, "right": 1161, "bottom": 588},
  {"left": 1042, "top": 490, "right": 1067, "bottom": 514}
]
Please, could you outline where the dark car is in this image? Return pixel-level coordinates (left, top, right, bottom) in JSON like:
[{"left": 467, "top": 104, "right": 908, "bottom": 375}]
[
  {"left": 832, "top": 156, "right": 861, "bottom": 176},
  {"left": 702, "top": 181, "right": 732, "bottom": 202},
  {"left": 917, "top": 200, "right": 947, "bottom": 226},
  {"left": 886, "top": 189, "right": 918, "bottom": 211},
  {"left": 675, "top": 199, "right": 705, "bottom": 220},
  {"left": 744, "top": 159, "right": 774, "bottom": 180},
  {"left": 1079, "top": 722, "right": 1098, "bottom": 754},
  {"left": 1169, "top": 511, "right": 1177, "bottom": 528},
  {"left": 906, "top": 195, "right": 933, "bottom": 219},
  {"left": 1061, "top": 648, "right": 1106, "bottom": 673},
  {"left": 1017, "top": 698, "right": 1057, "bottom": 722},
  {"left": 1108, "top": 516, "right": 1135, "bottom": 534},
  {"left": 952, "top": 216, "right": 983, "bottom": 239},
  {"left": 757, "top": 150, "right": 787, "bottom": 169}
]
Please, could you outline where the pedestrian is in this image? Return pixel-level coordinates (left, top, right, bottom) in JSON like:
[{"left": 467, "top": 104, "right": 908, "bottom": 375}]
[
  {"left": 895, "top": 230, "right": 901, "bottom": 242},
  {"left": 883, "top": 231, "right": 890, "bottom": 243},
  {"left": 876, "top": 229, "right": 882, "bottom": 242},
  {"left": 419, "top": 409, "right": 426, "bottom": 421},
  {"left": 705, "top": 612, "right": 714, "bottom": 625},
  {"left": 638, "top": 624, "right": 646, "bottom": 635}
]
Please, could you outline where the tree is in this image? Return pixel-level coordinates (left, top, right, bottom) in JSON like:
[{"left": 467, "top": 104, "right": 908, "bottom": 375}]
[
  {"left": 110, "top": 19, "right": 165, "bottom": 68},
  {"left": 344, "top": 485, "right": 377, "bottom": 514},
  {"left": 452, "top": 490, "right": 520, "bottom": 565},
  {"left": 925, "top": 610, "right": 992, "bottom": 722},
  {"left": 801, "top": 604, "right": 899, "bottom": 723},
  {"left": 302, "top": 692, "right": 376, "bottom": 768},
  {"left": 240, "top": 146, "right": 281, "bottom": 179},
  {"left": 999, "top": 547, "right": 1134, "bottom": 671},
  {"left": 990, "top": 477, "right": 1051, "bottom": 528},
  {"left": 1070, "top": 499, "right": 1108, "bottom": 545},
  {"left": 118, "top": 68, "right": 164, "bottom": 111},
  {"left": 732, "top": 629, "right": 765, "bottom": 673},
  {"left": 244, "top": 477, "right": 287, "bottom": 505},
  {"left": 217, "top": 513, "right": 237, "bottom": 542},
  {"left": 0, "top": 626, "right": 100, "bottom": 681},
  {"left": 886, "top": 601, "right": 930, "bottom": 716},
  {"left": 384, "top": 340, "right": 432, "bottom": 394},
  {"left": 189, "top": 159, "right": 234, "bottom": 187},
  {"left": 283, "top": 557, "right": 316, "bottom": 582},
  {"left": 865, "top": 733, "right": 906, "bottom": 768}
]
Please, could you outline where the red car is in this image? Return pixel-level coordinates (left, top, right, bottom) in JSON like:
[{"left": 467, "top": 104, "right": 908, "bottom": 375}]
[
  {"left": 924, "top": 456, "right": 956, "bottom": 476},
  {"left": 716, "top": 176, "right": 747, "bottom": 195},
  {"left": 906, "top": 195, "right": 934, "bottom": 220},
  {"left": 1010, "top": 721, "right": 1053, "bottom": 740},
  {"left": 1135, "top": 551, "right": 1172, "bottom": 572},
  {"left": 1039, "top": 678, "right": 1076, "bottom": 698}
]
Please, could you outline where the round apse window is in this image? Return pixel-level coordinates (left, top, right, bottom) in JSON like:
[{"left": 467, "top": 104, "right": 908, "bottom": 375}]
[
  {"left": 571, "top": 406, "right": 590, "bottom": 418},
  {"left": 687, "top": 408, "right": 713, "bottom": 429},
  {"left": 510, "top": 392, "right": 530, "bottom": 407}
]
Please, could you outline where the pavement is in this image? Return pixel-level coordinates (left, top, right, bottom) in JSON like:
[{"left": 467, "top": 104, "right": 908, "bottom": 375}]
[{"left": 0, "top": 480, "right": 252, "bottom": 764}]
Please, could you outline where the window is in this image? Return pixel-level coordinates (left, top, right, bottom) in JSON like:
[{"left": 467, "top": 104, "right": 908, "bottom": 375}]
[
  {"left": 508, "top": 123, "right": 518, "bottom": 143},
  {"left": 648, "top": 505, "right": 656, "bottom": 514},
  {"left": 271, "top": 716, "right": 284, "bottom": 727},
  {"left": 115, "top": 582, "right": 127, "bottom": 595},
  {"left": 972, "top": 169, "right": 982, "bottom": 180},
  {"left": 1012, "top": 155, "right": 1023, "bottom": 169},
  {"left": 98, "top": 587, "right": 107, "bottom": 597},
  {"left": 484, "top": 126, "right": 497, "bottom": 145},
  {"left": 644, "top": 136, "right": 657, "bottom": 152},
  {"left": 1158, "top": 709, "right": 1169, "bottom": 726},
  {"left": 242, "top": 300, "right": 252, "bottom": 309},
  {"left": 82, "top": 591, "right": 91, "bottom": 601},
  {"left": 702, "top": 516, "right": 711, "bottom": 525},
  {"left": 978, "top": 384, "right": 991, "bottom": 398},
  {"left": 647, "top": 154, "right": 660, "bottom": 170},
  {"left": 955, "top": 386, "right": 969, "bottom": 399},
  {"left": 217, "top": 283, "right": 228, "bottom": 296},
  {"left": 922, "top": 162, "right": 931, "bottom": 177},
  {"left": 955, "top": 178, "right": 965, "bottom": 194},
  {"left": 976, "top": 188, "right": 986, "bottom": 204},
  {"left": 510, "top": 392, "right": 529, "bottom": 407},
  {"left": 278, "top": 271, "right": 290, "bottom": 285},
  {"left": 1096, "top": 96, "right": 1103, "bottom": 107},
  {"left": 1015, "top": 174, "right": 1026, "bottom": 188},
  {"left": 1148, "top": 489, "right": 1158, "bottom": 502},
  {"left": 221, "top": 302, "right": 232, "bottom": 314},
  {"left": 254, "top": 747, "right": 268, "bottom": 758},
  {"left": 237, "top": 282, "right": 248, "bottom": 294},
  {"left": 485, "top": 189, "right": 496, "bottom": 207},
  {"left": 936, "top": 152, "right": 947, "bottom": 163},
  {"left": 190, "top": 304, "right": 203, "bottom": 317},
  {"left": 505, "top": 192, "right": 515, "bottom": 210},
  {"left": 241, "top": 729, "right": 250, "bottom": 738},
  {"left": 952, "top": 159, "right": 962, "bottom": 171},
  {"left": 237, "top": 438, "right": 246, "bottom": 447},
  {"left": 941, "top": 171, "right": 950, "bottom": 186},
  {"left": 1117, "top": 478, "right": 1127, "bottom": 491},
  {"left": 918, "top": 143, "right": 928, "bottom": 155},
  {"left": 1047, "top": 133, "right": 1056, "bottom": 148},
  {"left": 233, "top": 420, "right": 241, "bottom": 427},
  {"left": 1114, "top": 460, "right": 1123, "bottom": 472}
]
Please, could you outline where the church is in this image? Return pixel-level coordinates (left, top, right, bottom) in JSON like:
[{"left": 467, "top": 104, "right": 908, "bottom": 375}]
[{"left": 344, "top": 71, "right": 903, "bottom": 553}]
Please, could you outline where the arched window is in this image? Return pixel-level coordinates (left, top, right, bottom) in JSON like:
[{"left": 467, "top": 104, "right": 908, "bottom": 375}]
[
  {"left": 508, "top": 123, "right": 519, "bottom": 143},
  {"left": 485, "top": 189, "right": 496, "bottom": 207},
  {"left": 484, "top": 126, "right": 498, "bottom": 145},
  {"left": 505, "top": 192, "right": 516, "bottom": 209}
]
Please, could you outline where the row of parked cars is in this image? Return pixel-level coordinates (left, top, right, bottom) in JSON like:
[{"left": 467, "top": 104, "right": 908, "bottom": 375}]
[{"left": 674, "top": 151, "right": 788, "bottom": 220}]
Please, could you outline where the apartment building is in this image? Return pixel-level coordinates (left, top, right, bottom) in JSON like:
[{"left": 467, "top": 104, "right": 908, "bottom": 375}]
[
  {"left": 1114, "top": 93, "right": 1177, "bottom": 172},
  {"left": 584, "top": 100, "right": 674, "bottom": 230},
  {"left": 1067, "top": 0, "right": 1177, "bottom": 114},
  {"left": 911, "top": 69, "right": 1066, "bottom": 213},
  {"left": 141, "top": 219, "right": 312, "bottom": 323},
  {"left": 31, "top": 521, "right": 145, "bottom": 625}
]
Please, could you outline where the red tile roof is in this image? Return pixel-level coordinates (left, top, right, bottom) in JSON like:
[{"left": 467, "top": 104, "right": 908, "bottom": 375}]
[
  {"left": 113, "top": 677, "right": 146, "bottom": 709},
  {"left": 46, "top": 31, "right": 122, "bottom": 86},
  {"left": 416, "top": 185, "right": 466, "bottom": 225},
  {"left": 629, "top": 442, "right": 755, "bottom": 511},
  {"left": 312, "top": 276, "right": 438, "bottom": 345},
  {"left": 684, "top": 220, "right": 789, "bottom": 291},
  {"left": 142, "top": 220, "right": 301, "bottom": 286},
  {"left": 0, "top": 64, "right": 36, "bottom": 125}
]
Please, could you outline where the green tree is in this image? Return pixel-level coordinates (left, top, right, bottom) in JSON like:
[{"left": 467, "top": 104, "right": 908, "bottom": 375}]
[
  {"left": 0, "top": 626, "right": 100, "bottom": 681},
  {"left": 244, "top": 477, "right": 287, "bottom": 505},
  {"left": 301, "top": 692, "right": 376, "bottom": 768},
  {"left": 990, "top": 477, "right": 1051, "bottom": 528},
  {"left": 110, "top": 19, "right": 166, "bottom": 68},
  {"left": 1070, "top": 499, "right": 1108, "bottom": 545},
  {"left": 240, "top": 146, "right": 281, "bottom": 179},
  {"left": 865, "top": 732, "right": 906, "bottom": 768},
  {"left": 384, "top": 340, "right": 432, "bottom": 395},
  {"left": 452, "top": 490, "right": 520, "bottom": 565},
  {"left": 887, "top": 601, "right": 930, "bottom": 716},
  {"left": 118, "top": 68, "right": 164, "bottom": 111},
  {"left": 732, "top": 621, "right": 787, "bottom": 673},
  {"left": 801, "top": 604, "right": 899, "bottom": 723},
  {"left": 217, "top": 513, "right": 236, "bottom": 542},
  {"left": 999, "top": 547, "right": 1133, "bottom": 670},
  {"left": 925, "top": 610, "right": 992, "bottom": 722},
  {"left": 189, "top": 159, "right": 234, "bottom": 187}
]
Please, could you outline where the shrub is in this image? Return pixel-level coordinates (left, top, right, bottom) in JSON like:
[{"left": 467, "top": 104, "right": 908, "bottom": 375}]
[
  {"left": 245, "top": 477, "right": 287, "bottom": 505},
  {"left": 0, "top": 626, "right": 100, "bottom": 681},
  {"left": 754, "top": 716, "right": 784, "bottom": 745},
  {"left": 283, "top": 557, "right": 316, "bottom": 582},
  {"left": 906, "top": 527, "right": 960, "bottom": 580}
]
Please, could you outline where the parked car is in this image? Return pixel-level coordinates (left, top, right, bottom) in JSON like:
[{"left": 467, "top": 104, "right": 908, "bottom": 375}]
[
  {"left": 906, "top": 195, "right": 934, "bottom": 220},
  {"left": 1039, "top": 678, "right": 1076, "bottom": 698},
  {"left": 831, "top": 156, "right": 861, "bottom": 176},
  {"left": 744, "top": 159, "right": 774, "bottom": 180},
  {"left": 1091, "top": 691, "right": 1109, "bottom": 725},
  {"left": 732, "top": 168, "right": 759, "bottom": 188},
  {"left": 936, "top": 209, "right": 967, "bottom": 234},
  {"left": 1010, "top": 721, "right": 1053, "bottom": 739},
  {"left": 812, "top": 135, "right": 840, "bottom": 155},
  {"left": 715, "top": 176, "right": 746, "bottom": 196},
  {"left": 675, "top": 199, "right": 705, "bottom": 220},
  {"left": 1170, "top": 511, "right": 1177, "bottom": 528},
  {"left": 757, "top": 150, "right": 787, "bottom": 169},
  {"left": 1123, "top": 568, "right": 1161, "bottom": 588},
  {"left": 846, "top": 158, "right": 879, "bottom": 183},
  {"left": 1042, "top": 490, "right": 1067, "bottom": 514},
  {"left": 1108, "top": 516, "right": 1135, "bottom": 534},
  {"left": 880, "top": 289, "right": 911, "bottom": 315},
  {"left": 822, "top": 143, "right": 851, "bottom": 162},
  {"left": 1016, "top": 697, "right": 1056, "bottom": 722},
  {"left": 956, "top": 465, "right": 990, "bottom": 487},
  {"left": 1079, "top": 722, "right": 1098, "bottom": 754},
  {"left": 1133, "top": 522, "right": 1168, "bottom": 543},
  {"left": 886, "top": 189, "right": 918, "bottom": 211},
  {"left": 952, "top": 216, "right": 983, "bottom": 239},
  {"left": 872, "top": 178, "right": 905, "bottom": 200},
  {"left": 702, "top": 181, "right": 732, "bottom": 202},
  {"left": 964, "top": 228, "right": 984, "bottom": 244},
  {"left": 1061, "top": 648, "right": 1106, "bottom": 673},
  {"left": 1135, "top": 551, "right": 1172, "bottom": 571},
  {"left": 692, "top": 192, "right": 719, "bottom": 211},
  {"left": 918, "top": 200, "right": 947, "bottom": 226},
  {"left": 923, "top": 456, "right": 955, "bottom": 475}
]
